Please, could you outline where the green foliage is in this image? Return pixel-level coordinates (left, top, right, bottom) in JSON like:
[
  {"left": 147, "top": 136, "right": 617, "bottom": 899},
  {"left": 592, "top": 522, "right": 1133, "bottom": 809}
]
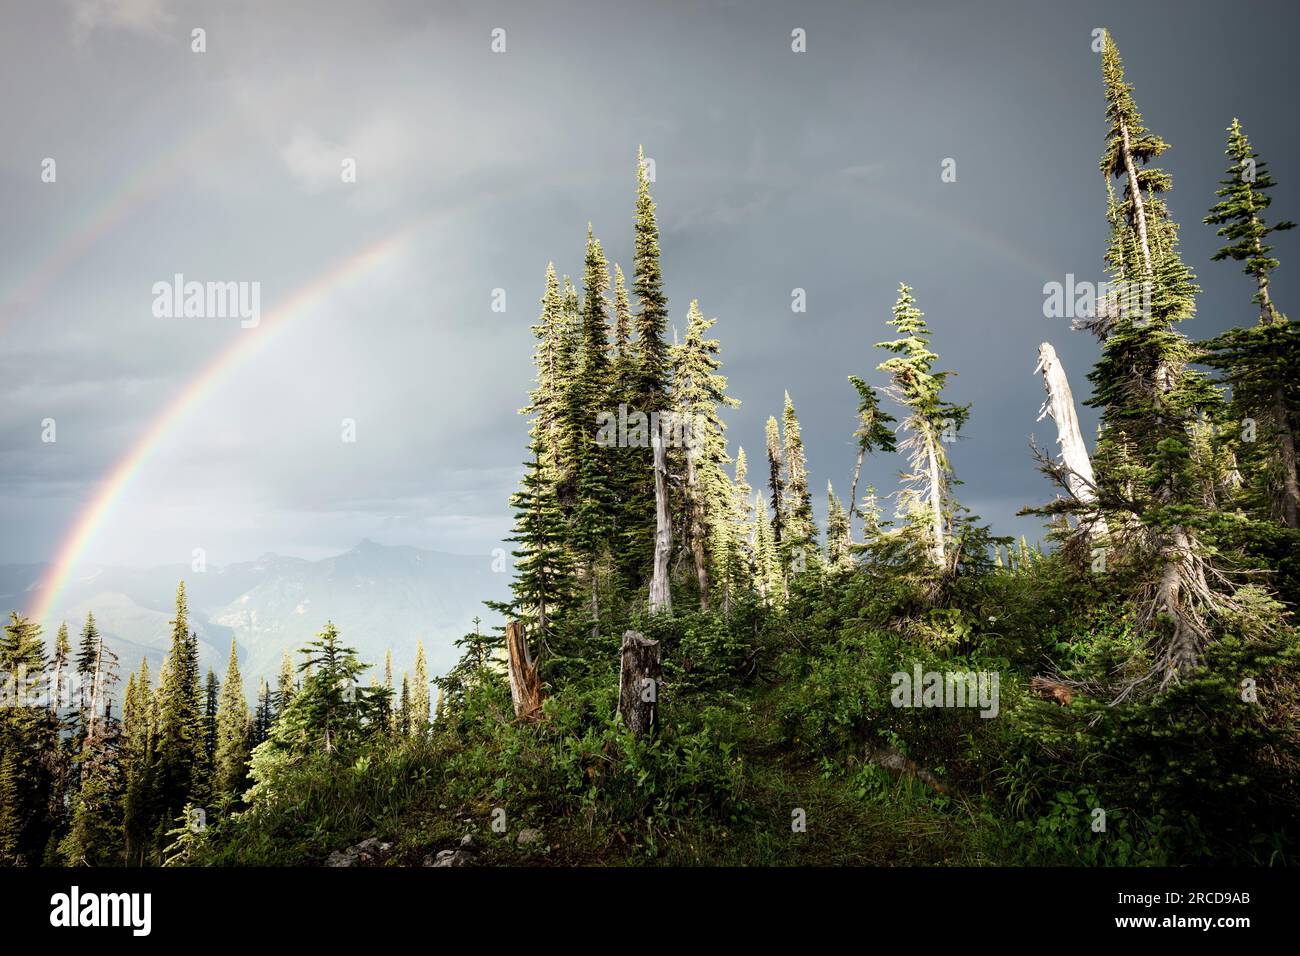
[{"left": 9, "top": 36, "right": 1300, "bottom": 869}]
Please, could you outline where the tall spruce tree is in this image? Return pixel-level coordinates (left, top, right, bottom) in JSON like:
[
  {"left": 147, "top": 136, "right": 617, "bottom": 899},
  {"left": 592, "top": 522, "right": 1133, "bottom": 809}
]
[
  {"left": 251, "top": 679, "right": 272, "bottom": 748},
  {"left": 493, "top": 444, "right": 579, "bottom": 656},
  {"left": 122, "top": 657, "right": 154, "bottom": 865},
  {"left": 779, "top": 392, "right": 820, "bottom": 576},
  {"left": 570, "top": 227, "right": 617, "bottom": 631},
  {"left": 753, "top": 494, "right": 782, "bottom": 605},
  {"left": 730, "top": 448, "right": 756, "bottom": 590},
  {"left": 876, "top": 284, "right": 969, "bottom": 569},
  {"left": 627, "top": 146, "right": 674, "bottom": 580},
  {"left": 49, "top": 623, "right": 70, "bottom": 714},
  {"left": 826, "top": 482, "right": 854, "bottom": 571},
  {"left": 847, "top": 374, "right": 897, "bottom": 533},
  {"left": 264, "top": 623, "right": 381, "bottom": 758},
  {"left": 214, "top": 639, "right": 249, "bottom": 800},
  {"left": 670, "top": 299, "right": 740, "bottom": 608},
  {"left": 1084, "top": 32, "right": 1227, "bottom": 682},
  {"left": 631, "top": 145, "right": 671, "bottom": 416},
  {"left": 382, "top": 649, "right": 395, "bottom": 733},
  {"left": 277, "top": 649, "right": 295, "bottom": 718},
  {"left": 0, "top": 613, "right": 47, "bottom": 864},
  {"left": 196, "top": 667, "right": 218, "bottom": 801},
  {"left": 1201, "top": 118, "right": 1299, "bottom": 527},
  {"left": 525, "top": 263, "right": 567, "bottom": 476},
  {"left": 0, "top": 750, "right": 20, "bottom": 864},
  {"left": 410, "top": 640, "right": 430, "bottom": 737},
  {"left": 154, "top": 582, "right": 201, "bottom": 820},
  {"left": 75, "top": 612, "right": 99, "bottom": 720},
  {"left": 765, "top": 415, "right": 786, "bottom": 550},
  {"left": 398, "top": 673, "right": 411, "bottom": 738}
]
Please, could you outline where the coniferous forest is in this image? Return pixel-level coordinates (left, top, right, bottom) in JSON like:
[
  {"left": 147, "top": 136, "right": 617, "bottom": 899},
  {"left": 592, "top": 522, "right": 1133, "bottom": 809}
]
[{"left": 3, "top": 26, "right": 1300, "bottom": 883}]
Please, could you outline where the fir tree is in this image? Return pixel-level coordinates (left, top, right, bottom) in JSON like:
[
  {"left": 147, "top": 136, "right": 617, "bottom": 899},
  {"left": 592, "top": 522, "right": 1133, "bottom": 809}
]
[
  {"left": 826, "top": 482, "right": 853, "bottom": 571},
  {"left": 277, "top": 649, "right": 295, "bottom": 718},
  {"left": 876, "top": 284, "right": 969, "bottom": 569},
  {"left": 75, "top": 612, "right": 99, "bottom": 719},
  {"left": 214, "top": 640, "right": 249, "bottom": 800},
  {"left": 494, "top": 444, "right": 580, "bottom": 656},
  {"left": 154, "top": 582, "right": 202, "bottom": 820},
  {"left": 410, "top": 640, "right": 431, "bottom": 737},
  {"left": 765, "top": 415, "right": 786, "bottom": 550},
  {"left": 847, "top": 374, "right": 897, "bottom": 534},
  {"left": 49, "top": 622, "right": 71, "bottom": 714},
  {"left": 627, "top": 147, "right": 674, "bottom": 580},
  {"left": 0, "top": 613, "right": 48, "bottom": 863},
  {"left": 0, "top": 750, "right": 21, "bottom": 864},
  {"left": 251, "top": 679, "right": 272, "bottom": 748},
  {"left": 197, "top": 667, "right": 219, "bottom": 799},
  {"left": 779, "top": 392, "right": 819, "bottom": 575},
  {"left": 1201, "top": 118, "right": 1299, "bottom": 527},
  {"left": 1086, "top": 32, "right": 1229, "bottom": 682},
  {"left": 671, "top": 299, "right": 740, "bottom": 608},
  {"left": 61, "top": 636, "right": 123, "bottom": 866},
  {"left": 60, "top": 721, "right": 122, "bottom": 867},
  {"left": 398, "top": 673, "right": 411, "bottom": 738},
  {"left": 524, "top": 263, "right": 567, "bottom": 475},
  {"left": 122, "top": 658, "right": 155, "bottom": 866},
  {"left": 631, "top": 145, "right": 671, "bottom": 416},
  {"left": 382, "top": 649, "right": 395, "bottom": 733},
  {"left": 729, "top": 448, "right": 756, "bottom": 591},
  {"left": 570, "top": 226, "right": 617, "bottom": 631},
  {"left": 753, "top": 494, "right": 782, "bottom": 605},
  {"left": 612, "top": 264, "right": 633, "bottom": 371},
  {"left": 260, "top": 623, "right": 383, "bottom": 758}
]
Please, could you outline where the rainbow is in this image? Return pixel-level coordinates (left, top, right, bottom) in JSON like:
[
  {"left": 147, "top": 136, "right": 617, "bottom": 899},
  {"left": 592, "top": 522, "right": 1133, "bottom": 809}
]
[{"left": 28, "top": 216, "right": 434, "bottom": 626}]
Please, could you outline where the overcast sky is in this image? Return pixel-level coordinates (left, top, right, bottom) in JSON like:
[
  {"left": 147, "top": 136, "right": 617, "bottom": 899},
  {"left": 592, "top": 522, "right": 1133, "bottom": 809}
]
[{"left": 1, "top": 0, "right": 1297, "bottom": 573}]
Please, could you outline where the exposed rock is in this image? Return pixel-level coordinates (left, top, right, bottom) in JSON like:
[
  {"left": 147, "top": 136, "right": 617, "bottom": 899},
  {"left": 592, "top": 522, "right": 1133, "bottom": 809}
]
[
  {"left": 459, "top": 833, "right": 475, "bottom": 848},
  {"left": 516, "top": 828, "right": 542, "bottom": 846},
  {"left": 425, "top": 849, "right": 475, "bottom": 867},
  {"left": 325, "top": 837, "right": 393, "bottom": 867}
]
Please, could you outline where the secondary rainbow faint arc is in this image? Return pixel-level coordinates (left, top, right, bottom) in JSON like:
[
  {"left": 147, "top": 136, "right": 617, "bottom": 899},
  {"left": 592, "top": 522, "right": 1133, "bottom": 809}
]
[
  {"left": 0, "top": 119, "right": 236, "bottom": 330},
  {"left": 29, "top": 216, "right": 433, "bottom": 626}
]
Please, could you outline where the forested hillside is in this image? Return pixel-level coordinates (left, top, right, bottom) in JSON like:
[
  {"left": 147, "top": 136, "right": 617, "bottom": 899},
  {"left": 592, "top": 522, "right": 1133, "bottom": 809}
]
[{"left": 2, "top": 30, "right": 1297, "bottom": 868}]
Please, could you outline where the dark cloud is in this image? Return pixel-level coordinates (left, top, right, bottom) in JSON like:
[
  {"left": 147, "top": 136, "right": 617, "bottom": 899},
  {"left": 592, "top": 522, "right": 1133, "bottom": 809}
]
[{"left": 1, "top": 0, "right": 1296, "bottom": 568}]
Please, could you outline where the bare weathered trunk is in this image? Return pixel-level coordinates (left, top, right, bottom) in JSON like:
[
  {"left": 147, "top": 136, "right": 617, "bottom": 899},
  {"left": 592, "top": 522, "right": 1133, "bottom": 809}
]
[
  {"left": 649, "top": 425, "right": 673, "bottom": 614},
  {"left": 847, "top": 447, "right": 865, "bottom": 528},
  {"left": 684, "top": 441, "right": 710, "bottom": 610},
  {"left": 617, "top": 630, "right": 660, "bottom": 738},
  {"left": 87, "top": 628, "right": 104, "bottom": 743},
  {"left": 923, "top": 429, "right": 945, "bottom": 568},
  {"left": 1118, "top": 120, "right": 1153, "bottom": 278},
  {"left": 1035, "top": 342, "right": 1109, "bottom": 539},
  {"left": 1275, "top": 395, "right": 1300, "bottom": 528},
  {"left": 1258, "top": 276, "right": 1300, "bottom": 527},
  {"left": 505, "top": 621, "right": 545, "bottom": 720},
  {"left": 1157, "top": 527, "right": 1204, "bottom": 679},
  {"left": 48, "top": 654, "right": 63, "bottom": 715}
]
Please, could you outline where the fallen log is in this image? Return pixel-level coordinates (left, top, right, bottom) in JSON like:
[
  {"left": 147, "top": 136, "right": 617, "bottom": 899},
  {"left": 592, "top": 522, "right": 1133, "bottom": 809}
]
[{"left": 864, "top": 741, "right": 955, "bottom": 796}]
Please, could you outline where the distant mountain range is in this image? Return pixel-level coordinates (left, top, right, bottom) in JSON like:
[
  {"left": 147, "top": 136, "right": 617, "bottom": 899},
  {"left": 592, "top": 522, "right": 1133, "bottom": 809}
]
[{"left": 2, "top": 540, "right": 509, "bottom": 695}]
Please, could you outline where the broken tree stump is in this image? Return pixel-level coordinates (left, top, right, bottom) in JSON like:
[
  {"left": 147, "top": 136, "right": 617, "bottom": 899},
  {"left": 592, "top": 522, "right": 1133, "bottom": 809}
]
[
  {"left": 505, "top": 621, "right": 545, "bottom": 720},
  {"left": 617, "top": 630, "right": 661, "bottom": 738},
  {"left": 1034, "top": 341, "right": 1109, "bottom": 540}
]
